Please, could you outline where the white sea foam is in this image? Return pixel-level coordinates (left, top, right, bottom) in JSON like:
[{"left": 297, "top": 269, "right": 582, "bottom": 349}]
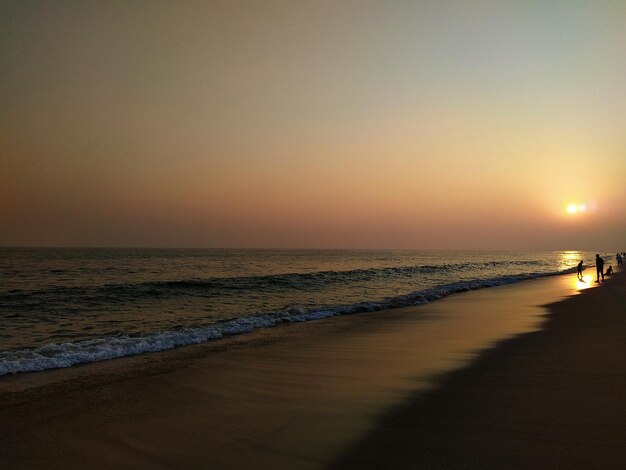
[{"left": 0, "top": 268, "right": 575, "bottom": 376}]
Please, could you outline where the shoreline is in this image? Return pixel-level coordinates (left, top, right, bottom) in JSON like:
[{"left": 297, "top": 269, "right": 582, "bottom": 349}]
[
  {"left": 1, "top": 266, "right": 581, "bottom": 378},
  {"left": 332, "top": 269, "right": 626, "bottom": 468},
  {"left": 1, "top": 270, "right": 613, "bottom": 468}
]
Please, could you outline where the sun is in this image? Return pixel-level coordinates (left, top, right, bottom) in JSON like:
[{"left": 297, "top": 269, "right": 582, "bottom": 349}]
[{"left": 566, "top": 203, "right": 588, "bottom": 215}]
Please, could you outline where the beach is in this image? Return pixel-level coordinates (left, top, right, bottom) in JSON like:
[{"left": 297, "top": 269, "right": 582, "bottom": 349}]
[
  {"left": 333, "top": 270, "right": 626, "bottom": 469},
  {"left": 4, "top": 2, "right": 625, "bottom": 468},
  {"left": 1, "top": 270, "right": 624, "bottom": 469}
]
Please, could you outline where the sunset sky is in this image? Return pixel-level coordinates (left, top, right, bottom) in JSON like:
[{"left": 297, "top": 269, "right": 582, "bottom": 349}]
[{"left": 2, "top": 1, "right": 625, "bottom": 249}]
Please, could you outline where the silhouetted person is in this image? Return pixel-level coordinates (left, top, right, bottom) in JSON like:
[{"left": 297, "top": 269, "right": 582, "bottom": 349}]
[
  {"left": 617, "top": 254, "right": 623, "bottom": 267},
  {"left": 606, "top": 265, "right": 614, "bottom": 276},
  {"left": 577, "top": 260, "right": 583, "bottom": 280},
  {"left": 595, "top": 254, "right": 604, "bottom": 282}
]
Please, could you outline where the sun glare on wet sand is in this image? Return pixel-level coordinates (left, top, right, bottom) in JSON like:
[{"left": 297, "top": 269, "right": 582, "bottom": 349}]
[{"left": 575, "top": 274, "right": 594, "bottom": 291}]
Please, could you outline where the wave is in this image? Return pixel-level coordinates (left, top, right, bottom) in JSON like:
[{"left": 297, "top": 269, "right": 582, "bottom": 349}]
[
  {"left": 0, "top": 260, "right": 548, "bottom": 301},
  {"left": 0, "top": 267, "right": 574, "bottom": 376}
]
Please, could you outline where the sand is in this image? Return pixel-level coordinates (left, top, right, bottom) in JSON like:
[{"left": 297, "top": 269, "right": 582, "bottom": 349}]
[
  {"left": 1, "top": 271, "right": 624, "bottom": 469},
  {"left": 332, "top": 270, "right": 626, "bottom": 469}
]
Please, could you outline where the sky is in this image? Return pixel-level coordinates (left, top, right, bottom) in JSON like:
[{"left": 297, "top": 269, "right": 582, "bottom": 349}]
[{"left": 1, "top": 0, "right": 625, "bottom": 250}]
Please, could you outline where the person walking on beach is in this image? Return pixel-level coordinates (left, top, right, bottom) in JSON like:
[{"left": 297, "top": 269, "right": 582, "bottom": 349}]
[
  {"left": 595, "top": 254, "right": 604, "bottom": 283},
  {"left": 577, "top": 260, "right": 584, "bottom": 280}
]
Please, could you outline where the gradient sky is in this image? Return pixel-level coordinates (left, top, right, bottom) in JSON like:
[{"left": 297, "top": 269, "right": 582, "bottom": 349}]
[{"left": 2, "top": 0, "right": 625, "bottom": 249}]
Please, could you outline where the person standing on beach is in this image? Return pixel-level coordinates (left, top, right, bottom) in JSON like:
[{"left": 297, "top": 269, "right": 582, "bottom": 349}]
[
  {"left": 595, "top": 254, "right": 604, "bottom": 283},
  {"left": 577, "top": 260, "right": 583, "bottom": 280}
]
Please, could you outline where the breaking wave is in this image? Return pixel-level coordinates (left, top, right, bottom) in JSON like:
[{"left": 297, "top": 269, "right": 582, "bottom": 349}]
[{"left": 0, "top": 267, "right": 574, "bottom": 376}]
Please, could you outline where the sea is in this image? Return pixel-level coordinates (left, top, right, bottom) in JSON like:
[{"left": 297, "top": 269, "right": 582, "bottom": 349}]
[{"left": 0, "top": 248, "right": 595, "bottom": 376}]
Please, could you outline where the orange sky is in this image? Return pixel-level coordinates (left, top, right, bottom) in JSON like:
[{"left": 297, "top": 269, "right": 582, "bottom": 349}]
[{"left": 2, "top": 1, "right": 625, "bottom": 249}]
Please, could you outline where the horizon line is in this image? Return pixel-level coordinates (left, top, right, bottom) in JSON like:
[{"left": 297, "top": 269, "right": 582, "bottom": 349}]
[{"left": 0, "top": 246, "right": 614, "bottom": 252}]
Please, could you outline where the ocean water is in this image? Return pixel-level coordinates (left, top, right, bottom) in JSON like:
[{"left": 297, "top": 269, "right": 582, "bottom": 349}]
[{"left": 0, "top": 248, "right": 594, "bottom": 375}]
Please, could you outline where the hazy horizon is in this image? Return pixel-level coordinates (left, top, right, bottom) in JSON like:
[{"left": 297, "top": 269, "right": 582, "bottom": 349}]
[
  {"left": 2, "top": 1, "right": 625, "bottom": 250},
  {"left": 2, "top": 246, "right": 622, "bottom": 254}
]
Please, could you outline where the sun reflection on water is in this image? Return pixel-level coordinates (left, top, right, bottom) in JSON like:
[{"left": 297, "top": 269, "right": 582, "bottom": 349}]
[
  {"left": 557, "top": 251, "right": 596, "bottom": 292},
  {"left": 557, "top": 251, "right": 584, "bottom": 271}
]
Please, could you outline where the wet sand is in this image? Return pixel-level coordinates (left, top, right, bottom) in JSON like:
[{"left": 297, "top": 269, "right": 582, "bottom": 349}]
[
  {"left": 1, "top": 271, "right": 619, "bottom": 469},
  {"left": 332, "top": 270, "right": 626, "bottom": 469}
]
